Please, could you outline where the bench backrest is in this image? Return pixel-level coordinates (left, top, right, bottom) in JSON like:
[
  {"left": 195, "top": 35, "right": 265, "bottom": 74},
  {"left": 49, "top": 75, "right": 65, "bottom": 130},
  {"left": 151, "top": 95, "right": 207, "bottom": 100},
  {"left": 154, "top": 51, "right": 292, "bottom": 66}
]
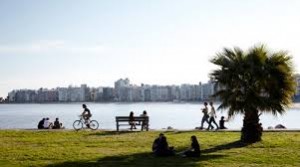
[{"left": 116, "top": 116, "right": 149, "bottom": 122}]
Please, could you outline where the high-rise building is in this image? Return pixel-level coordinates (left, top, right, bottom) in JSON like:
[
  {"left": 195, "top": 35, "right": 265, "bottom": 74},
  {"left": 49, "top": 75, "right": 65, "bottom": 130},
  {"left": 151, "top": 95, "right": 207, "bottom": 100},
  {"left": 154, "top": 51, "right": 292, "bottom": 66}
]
[
  {"left": 200, "top": 81, "right": 215, "bottom": 101},
  {"left": 295, "top": 74, "right": 300, "bottom": 97},
  {"left": 114, "top": 78, "right": 130, "bottom": 101}
]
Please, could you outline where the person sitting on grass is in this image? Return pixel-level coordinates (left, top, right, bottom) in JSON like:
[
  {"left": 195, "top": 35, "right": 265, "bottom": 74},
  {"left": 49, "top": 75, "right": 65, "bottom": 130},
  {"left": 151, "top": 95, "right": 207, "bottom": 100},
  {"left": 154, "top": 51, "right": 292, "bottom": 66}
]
[
  {"left": 153, "top": 135, "right": 175, "bottom": 156},
  {"left": 43, "top": 117, "right": 53, "bottom": 129},
  {"left": 152, "top": 133, "right": 164, "bottom": 152},
  {"left": 219, "top": 116, "right": 228, "bottom": 129},
  {"left": 182, "top": 136, "right": 200, "bottom": 157},
  {"left": 52, "top": 117, "right": 63, "bottom": 129},
  {"left": 38, "top": 118, "right": 45, "bottom": 129},
  {"left": 129, "top": 111, "right": 137, "bottom": 130}
]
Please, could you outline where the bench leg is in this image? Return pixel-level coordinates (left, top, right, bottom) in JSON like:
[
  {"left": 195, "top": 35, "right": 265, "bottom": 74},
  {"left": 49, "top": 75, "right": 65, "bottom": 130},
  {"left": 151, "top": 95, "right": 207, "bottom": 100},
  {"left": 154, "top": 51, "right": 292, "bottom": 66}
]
[{"left": 116, "top": 123, "right": 119, "bottom": 131}]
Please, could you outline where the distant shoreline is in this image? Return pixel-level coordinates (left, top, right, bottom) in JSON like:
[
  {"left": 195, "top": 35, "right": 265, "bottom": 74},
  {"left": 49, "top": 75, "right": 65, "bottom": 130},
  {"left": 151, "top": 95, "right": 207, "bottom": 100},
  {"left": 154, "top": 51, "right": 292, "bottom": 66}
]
[
  {"left": 1, "top": 101, "right": 300, "bottom": 106},
  {"left": 0, "top": 101, "right": 211, "bottom": 105}
]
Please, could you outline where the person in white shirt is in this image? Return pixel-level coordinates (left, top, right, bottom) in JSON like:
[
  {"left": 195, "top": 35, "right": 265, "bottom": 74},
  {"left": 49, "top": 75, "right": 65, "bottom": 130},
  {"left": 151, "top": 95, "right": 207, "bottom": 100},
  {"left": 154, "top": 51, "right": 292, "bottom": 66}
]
[
  {"left": 43, "top": 117, "right": 53, "bottom": 129},
  {"left": 140, "top": 110, "right": 149, "bottom": 131},
  {"left": 207, "top": 102, "right": 219, "bottom": 130}
]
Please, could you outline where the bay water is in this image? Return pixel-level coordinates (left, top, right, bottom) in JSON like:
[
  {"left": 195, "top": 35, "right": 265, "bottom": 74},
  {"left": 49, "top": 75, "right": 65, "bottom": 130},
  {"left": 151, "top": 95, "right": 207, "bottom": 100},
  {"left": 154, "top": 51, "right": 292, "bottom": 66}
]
[{"left": 0, "top": 102, "right": 299, "bottom": 130}]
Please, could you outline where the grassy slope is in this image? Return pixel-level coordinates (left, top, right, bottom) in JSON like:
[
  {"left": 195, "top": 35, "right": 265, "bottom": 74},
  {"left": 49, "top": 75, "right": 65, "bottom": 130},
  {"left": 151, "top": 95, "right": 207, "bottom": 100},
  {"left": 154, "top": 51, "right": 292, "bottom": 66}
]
[{"left": 0, "top": 130, "right": 299, "bottom": 167}]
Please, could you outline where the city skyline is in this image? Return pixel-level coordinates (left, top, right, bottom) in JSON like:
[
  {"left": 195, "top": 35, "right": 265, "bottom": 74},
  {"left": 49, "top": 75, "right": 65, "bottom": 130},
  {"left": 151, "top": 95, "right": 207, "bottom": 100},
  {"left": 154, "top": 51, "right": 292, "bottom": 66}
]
[
  {"left": 5, "top": 78, "right": 215, "bottom": 103},
  {"left": 3, "top": 75, "right": 300, "bottom": 103},
  {"left": 1, "top": 0, "right": 300, "bottom": 97}
]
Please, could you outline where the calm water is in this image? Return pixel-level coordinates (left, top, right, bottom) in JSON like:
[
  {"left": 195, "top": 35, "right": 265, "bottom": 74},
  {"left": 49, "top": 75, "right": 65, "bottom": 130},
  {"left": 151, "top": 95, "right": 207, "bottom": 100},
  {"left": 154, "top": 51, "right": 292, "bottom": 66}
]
[{"left": 0, "top": 103, "right": 299, "bottom": 130}]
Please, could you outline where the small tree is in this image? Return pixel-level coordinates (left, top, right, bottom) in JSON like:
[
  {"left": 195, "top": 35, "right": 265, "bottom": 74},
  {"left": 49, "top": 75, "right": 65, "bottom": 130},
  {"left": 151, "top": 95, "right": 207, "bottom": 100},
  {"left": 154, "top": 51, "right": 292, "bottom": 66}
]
[{"left": 210, "top": 45, "right": 296, "bottom": 143}]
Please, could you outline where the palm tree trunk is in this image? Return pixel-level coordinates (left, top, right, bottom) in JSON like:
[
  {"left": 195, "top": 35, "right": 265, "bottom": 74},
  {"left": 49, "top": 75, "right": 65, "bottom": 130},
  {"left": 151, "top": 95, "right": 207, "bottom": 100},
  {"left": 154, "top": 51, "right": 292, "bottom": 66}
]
[{"left": 241, "top": 109, "right": 262, "bottom": 143}]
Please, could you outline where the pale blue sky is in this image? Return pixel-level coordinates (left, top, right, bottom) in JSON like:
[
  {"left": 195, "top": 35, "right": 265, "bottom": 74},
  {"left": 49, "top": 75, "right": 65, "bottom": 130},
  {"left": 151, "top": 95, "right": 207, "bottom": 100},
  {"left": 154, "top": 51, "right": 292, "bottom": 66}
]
[{"left": 1, "top": 0, "right": 300, "bottom": 97}]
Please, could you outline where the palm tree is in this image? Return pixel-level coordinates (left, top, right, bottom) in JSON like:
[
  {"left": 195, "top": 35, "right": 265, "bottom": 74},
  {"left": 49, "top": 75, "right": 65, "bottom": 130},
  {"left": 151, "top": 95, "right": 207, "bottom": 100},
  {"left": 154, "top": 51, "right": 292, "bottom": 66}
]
[{"left": 210, "top": 45, "right": 296, "bottom": 143}]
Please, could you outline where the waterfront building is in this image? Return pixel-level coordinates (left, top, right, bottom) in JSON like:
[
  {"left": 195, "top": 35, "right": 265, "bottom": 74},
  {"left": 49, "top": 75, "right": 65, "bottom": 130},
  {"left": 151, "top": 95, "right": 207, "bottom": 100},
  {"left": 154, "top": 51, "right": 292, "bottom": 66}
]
[
  {"left": 57, "top": 84, "right": 89, "bottom": 102},
  {"left": 12, "top": 89, "right": 36, "bottom": 103},
  {"left": 128, "top": 85, "right": 143, "bottom": 102},
  {"left": 200, "top": 80, "right": 215, "bottom": 101},
  {"left": 36, "top": 88, "right": 58, "bottom": 103},
  {"left": 102, "top": 87, "right": 115, "bottom": 101},
  {"left": 169, "top": 85, "right": 180, "bottom": 101},
  {"left": 296, "top": 74, "right": 300, "bottom": 98},
  {"left": 8, "top": 91, "right": 16, "bottom": 102},
  {"left": 57, "top": 87, "right": 69, "bottom": 102},
  {"left": 114, "top": 78, "right": 130, "bottom": 101}
]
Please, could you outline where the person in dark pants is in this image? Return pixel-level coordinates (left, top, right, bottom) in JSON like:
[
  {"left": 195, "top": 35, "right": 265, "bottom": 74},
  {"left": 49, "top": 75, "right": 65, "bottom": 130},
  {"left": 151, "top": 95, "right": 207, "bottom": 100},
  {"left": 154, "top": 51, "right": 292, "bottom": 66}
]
[
  {"left": 200, "top": 102, "right": 210, "bottom": 129},
  {"left": 183, "top": 135, "right": 201, "bottom": 157},
  {"left": 207, "top": 102, "right": 219, "bottom": 130}
]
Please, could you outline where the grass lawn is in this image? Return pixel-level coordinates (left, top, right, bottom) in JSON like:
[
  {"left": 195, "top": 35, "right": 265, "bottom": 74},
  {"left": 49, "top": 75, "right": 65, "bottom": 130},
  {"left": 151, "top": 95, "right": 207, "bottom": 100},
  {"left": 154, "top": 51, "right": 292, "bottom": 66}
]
[{"left": 0, "top": 130, "right": 299, "bottom": 167}]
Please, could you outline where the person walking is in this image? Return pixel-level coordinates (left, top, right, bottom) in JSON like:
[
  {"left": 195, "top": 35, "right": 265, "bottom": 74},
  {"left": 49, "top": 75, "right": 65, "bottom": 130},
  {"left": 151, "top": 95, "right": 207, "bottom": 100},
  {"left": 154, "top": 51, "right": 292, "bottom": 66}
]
[
  {"left": 200, "top": 102, "right": 210, "bottom": 129},
  {"left": 207, "top": 102, "right": 219, "bottom": 130}
]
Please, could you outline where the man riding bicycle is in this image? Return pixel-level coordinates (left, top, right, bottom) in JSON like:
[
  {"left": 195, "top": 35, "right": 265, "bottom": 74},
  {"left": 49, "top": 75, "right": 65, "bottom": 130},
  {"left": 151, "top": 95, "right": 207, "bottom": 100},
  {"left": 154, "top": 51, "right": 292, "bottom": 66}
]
[{"left": 82, "top": 104, "right": 92, "bottom": 127}]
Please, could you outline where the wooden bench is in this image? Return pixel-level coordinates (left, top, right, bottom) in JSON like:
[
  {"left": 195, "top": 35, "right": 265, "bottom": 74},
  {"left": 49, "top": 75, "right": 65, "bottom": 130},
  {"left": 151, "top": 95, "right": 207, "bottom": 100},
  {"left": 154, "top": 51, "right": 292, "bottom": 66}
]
[{"left": 115, "top": 116, "right": 149, "bottom": 131}]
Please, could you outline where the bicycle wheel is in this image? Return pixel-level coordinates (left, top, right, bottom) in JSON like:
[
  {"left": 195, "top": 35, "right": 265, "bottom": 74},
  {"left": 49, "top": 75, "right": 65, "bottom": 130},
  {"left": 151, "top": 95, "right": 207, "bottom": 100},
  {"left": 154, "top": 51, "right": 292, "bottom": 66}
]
[
  {"left": 73, "top": 120, "right": 83, "bottom": 130},
  {"left": 89, "top": 120, "right": 99, "bottom": 130}
]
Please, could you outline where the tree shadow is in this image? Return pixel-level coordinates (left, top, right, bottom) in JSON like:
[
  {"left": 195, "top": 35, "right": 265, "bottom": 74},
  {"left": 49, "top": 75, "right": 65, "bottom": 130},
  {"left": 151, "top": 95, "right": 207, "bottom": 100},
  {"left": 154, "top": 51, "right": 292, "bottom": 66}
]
[
  {"left": 202, "top": 140, "right": 249, "bottom": 154},
  {"left": 45, "top": 152, "right": 226, "bottom": 167}
]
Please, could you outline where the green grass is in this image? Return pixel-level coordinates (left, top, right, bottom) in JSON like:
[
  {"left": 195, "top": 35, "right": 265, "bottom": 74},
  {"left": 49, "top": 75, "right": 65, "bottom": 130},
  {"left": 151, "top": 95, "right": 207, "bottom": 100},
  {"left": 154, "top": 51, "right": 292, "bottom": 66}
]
[{"left": 0, "top": 130, "right": 299, "bottom": 167}]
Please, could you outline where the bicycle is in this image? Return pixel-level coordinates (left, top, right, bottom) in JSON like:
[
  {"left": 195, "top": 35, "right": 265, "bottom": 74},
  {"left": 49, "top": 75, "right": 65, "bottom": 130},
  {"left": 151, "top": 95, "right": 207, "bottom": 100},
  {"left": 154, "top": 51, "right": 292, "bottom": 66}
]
[{"left": 73, "top": 115, "right": 99, "bottom": 130}]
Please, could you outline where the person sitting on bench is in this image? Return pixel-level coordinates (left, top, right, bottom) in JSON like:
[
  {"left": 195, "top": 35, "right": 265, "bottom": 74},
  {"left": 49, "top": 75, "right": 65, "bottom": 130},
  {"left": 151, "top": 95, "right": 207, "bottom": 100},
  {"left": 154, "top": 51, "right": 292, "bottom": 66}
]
[
  {"left": 140, "top": 110, "right": 149, "bottom": 130},
  {"left": 129, "top": 111, "right": 137, "bottom": 130}
]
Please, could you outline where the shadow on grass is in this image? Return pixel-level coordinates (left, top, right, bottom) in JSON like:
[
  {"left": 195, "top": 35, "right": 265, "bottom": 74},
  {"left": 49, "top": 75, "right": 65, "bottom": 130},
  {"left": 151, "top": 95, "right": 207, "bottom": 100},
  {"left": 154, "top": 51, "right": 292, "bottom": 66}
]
[
  {"left": 88, "top": 131, "right": 144, "bottom": 136},
  {"left": 45, "top": 152, "right": 226, "bottom": 167},
  {"left": 202, "top": 140, "right": 249, "bottom": 154}
]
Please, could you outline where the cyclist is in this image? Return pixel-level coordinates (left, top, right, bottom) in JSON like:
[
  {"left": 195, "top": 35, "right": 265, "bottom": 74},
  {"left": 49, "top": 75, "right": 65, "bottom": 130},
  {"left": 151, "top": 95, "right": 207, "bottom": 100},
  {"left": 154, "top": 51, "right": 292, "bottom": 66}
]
[{"left": 81, "top": 104, "right": 92, "bottom": 127}]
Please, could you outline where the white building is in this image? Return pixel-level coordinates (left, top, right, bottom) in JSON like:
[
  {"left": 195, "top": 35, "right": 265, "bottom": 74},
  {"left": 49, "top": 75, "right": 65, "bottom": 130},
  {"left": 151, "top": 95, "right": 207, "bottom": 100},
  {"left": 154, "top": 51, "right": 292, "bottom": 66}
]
[
  {"left": 8, "top": 90, "right": 16, "bottom": 102},
  {"left": 114, "top": 78, "right": 130, "bottom": 101},
  {"left": 200, "top": 81, "right": 215, "bottom": 100},
  {"left": 58, "top": 84, "right": 88, "bottom": 102}
]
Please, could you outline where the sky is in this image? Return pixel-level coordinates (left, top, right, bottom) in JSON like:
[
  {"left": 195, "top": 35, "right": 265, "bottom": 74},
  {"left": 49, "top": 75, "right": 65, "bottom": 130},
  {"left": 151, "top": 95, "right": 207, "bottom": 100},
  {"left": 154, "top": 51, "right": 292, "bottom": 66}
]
[{"left": 0, "top": 0, "right": 300, "bottom": 97}]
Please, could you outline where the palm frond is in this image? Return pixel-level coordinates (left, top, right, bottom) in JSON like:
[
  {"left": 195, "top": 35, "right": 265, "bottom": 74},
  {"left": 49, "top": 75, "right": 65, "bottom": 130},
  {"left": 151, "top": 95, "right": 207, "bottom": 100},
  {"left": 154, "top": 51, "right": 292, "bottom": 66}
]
[{"left": 210, "top": 44, "right": 296, "bottom": 117}]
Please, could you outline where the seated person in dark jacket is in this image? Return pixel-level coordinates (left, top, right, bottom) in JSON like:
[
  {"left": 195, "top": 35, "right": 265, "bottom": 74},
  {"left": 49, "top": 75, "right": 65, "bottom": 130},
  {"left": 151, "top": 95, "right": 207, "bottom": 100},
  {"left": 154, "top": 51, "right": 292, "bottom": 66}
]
[
  {"left": 152, "top": 133, "right": 164, "bottom": 151},
  {"left": 52, "top": 118, "right": 63, "bottom": 129},
  {"left": 183, "top": 135, "right": 200, "bottom": 157},
  {"left": 219, "top": 116, "right": 228, "bottom": 129},
  {"left": 154, "top": 135, "right": 175, "bottom": 156},
  {"left": 38, "top": 118, "right": 45, "bottom": 129}
]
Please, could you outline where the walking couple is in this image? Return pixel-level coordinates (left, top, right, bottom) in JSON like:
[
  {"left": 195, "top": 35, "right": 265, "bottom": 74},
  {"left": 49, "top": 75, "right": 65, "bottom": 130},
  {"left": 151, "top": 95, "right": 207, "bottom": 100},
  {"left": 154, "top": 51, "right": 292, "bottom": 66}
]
[{"left": 200, "top": 101, "right": 219, "bottom": 130}]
